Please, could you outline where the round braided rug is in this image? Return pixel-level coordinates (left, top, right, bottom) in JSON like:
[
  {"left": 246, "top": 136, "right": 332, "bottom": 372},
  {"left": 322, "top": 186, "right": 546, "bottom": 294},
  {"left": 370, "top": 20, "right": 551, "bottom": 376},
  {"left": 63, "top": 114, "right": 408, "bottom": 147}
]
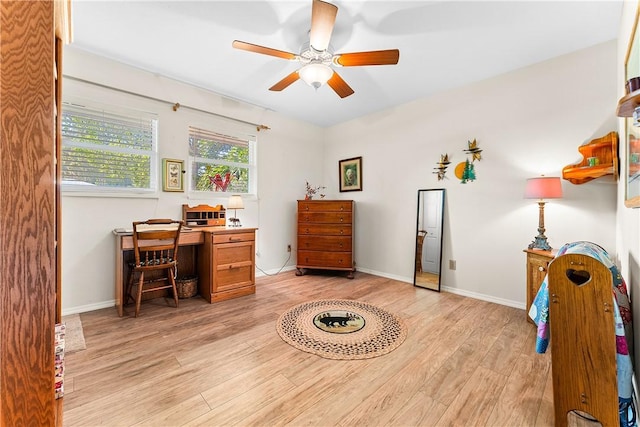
[{"left": 276, "top": 299, "right": 408, "bottom": 360}]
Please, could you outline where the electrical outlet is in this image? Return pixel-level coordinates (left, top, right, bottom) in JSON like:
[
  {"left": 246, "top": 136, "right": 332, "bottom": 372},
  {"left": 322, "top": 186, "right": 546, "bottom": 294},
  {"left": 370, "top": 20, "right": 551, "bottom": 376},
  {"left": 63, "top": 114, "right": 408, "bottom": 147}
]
[
  {"left": 449, "top": 260, "right": 456, "bottom": 270},
  {"left": 287, "top": 244, "right": 292, "bottom": 253}
]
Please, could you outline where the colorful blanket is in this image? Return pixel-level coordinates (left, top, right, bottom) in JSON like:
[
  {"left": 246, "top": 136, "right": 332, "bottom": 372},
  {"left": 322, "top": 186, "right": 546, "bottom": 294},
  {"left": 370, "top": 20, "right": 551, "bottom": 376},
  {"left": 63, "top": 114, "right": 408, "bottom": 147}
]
[{"left": 528, "top": 241, "right": 635, "bottom": 427}]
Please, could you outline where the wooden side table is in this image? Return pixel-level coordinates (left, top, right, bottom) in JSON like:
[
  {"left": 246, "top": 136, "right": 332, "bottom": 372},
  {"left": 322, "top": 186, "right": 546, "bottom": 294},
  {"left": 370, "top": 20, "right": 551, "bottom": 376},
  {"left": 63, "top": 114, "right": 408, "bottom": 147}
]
[{"left": 524, "top": 249, "right": 555, "bottom": 324}]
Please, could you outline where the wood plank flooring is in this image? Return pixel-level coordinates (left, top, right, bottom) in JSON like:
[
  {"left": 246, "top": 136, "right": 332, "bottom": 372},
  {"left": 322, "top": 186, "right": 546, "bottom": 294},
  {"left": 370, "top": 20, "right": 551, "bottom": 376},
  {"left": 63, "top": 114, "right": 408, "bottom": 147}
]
[{"left": 62, "top": 272, "right": 596, "bottom": 426}]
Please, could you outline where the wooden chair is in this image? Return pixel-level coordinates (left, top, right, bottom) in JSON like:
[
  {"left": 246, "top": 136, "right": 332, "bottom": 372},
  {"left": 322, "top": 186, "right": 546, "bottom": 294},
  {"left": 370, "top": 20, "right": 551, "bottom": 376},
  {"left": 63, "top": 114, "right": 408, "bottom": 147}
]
[
  {"left": 126, "top": 219, "right": 183, "bottom": 317},
  {"left": 415, "top": 231, "right": 426, "bottom": 273}
]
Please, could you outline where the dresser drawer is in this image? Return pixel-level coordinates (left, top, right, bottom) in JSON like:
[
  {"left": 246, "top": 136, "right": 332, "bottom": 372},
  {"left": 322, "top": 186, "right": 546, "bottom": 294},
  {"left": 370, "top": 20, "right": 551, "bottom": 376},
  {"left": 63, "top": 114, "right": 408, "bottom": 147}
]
[
  {"left": 297, "top": 250, "right": 353, "bottom": 269},
  {"left": 298, "top": 224, "right": 352, "bottom": 236},
  {"left": 298, "top": 235, "right": 351, "bottom": 252},
  {"left": 212, "top": 232, "right": 255, "bottom": 244},
  {"left": 298, "top": 211, "right": 352, "bottom": 224},
  {"left": 298, "top": 201, "right": 352, "bottom": 212}
]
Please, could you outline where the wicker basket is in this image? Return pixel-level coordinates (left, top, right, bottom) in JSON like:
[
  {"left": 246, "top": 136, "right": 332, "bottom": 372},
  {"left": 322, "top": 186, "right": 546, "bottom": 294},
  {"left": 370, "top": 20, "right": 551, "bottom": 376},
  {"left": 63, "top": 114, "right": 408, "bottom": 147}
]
[{"left": 176, "top": 276, "right": 198, "bottom": 299}]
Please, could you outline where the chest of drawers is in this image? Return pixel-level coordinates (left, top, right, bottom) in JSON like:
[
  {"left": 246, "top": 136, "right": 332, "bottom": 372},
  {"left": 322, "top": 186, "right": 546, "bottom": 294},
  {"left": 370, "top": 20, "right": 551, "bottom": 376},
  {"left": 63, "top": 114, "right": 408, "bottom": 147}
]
[
  {"left": 524, "top": 248, "right": 555, "bottom": 324},
  {"left": 297, "top": 200, "right": 355, "bottom": 279}
]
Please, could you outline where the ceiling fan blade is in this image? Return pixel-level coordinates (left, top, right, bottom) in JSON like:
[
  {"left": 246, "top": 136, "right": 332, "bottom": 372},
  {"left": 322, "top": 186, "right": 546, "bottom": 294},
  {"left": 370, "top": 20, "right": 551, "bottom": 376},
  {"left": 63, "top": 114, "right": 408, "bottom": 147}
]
[
  {"left": 232, "top": 40, "right": 297, "bottom": 60},
  {"left": 327, "top": 71, "right": 354, "bottom": 98},
  {"left": 269, "top": 71, "right": 300, "bottom": 92},
  {"left": 334, "top": 49, "right": 400, "bottom": 67},
  {"left": 310, "top": 0, "right": 338, "bottom": 51}
]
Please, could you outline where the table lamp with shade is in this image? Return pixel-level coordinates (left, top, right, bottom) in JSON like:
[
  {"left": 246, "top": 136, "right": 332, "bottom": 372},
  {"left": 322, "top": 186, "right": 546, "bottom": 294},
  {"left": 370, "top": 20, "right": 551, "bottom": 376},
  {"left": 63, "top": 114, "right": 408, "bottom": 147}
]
[
  {"left": 524, "top": 176, "right": 563, "bottom": 251},
  {"left": 227, "top": 195, "right": 244, "bottom": 227}
]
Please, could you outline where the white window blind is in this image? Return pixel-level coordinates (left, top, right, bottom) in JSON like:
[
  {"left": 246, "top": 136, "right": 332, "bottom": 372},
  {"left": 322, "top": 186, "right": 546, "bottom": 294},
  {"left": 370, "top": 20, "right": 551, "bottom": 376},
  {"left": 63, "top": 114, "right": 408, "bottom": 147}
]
[
  {"left": 61, "top": 103, "right": 157, "bottom": 192},
  {"left": 189, "top": 126, "right": 254, "bottom": 194}
]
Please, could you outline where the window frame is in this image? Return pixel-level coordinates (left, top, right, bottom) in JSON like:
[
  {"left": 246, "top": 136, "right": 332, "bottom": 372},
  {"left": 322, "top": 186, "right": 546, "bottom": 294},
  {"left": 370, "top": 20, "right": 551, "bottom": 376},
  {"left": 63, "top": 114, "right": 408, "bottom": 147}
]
[
  {"left": 187, "top": 124, "right": 257, "bottom": 197},
  {"left": 60, "top": 99, "right": 159, "bottom": 196}
]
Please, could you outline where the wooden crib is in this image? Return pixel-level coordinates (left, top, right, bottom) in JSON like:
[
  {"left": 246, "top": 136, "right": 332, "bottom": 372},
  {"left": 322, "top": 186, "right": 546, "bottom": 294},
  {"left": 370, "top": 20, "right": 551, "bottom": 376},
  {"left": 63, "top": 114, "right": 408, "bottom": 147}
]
[{"left": 547, "top": 253, "right": 620, "bottom": 426}]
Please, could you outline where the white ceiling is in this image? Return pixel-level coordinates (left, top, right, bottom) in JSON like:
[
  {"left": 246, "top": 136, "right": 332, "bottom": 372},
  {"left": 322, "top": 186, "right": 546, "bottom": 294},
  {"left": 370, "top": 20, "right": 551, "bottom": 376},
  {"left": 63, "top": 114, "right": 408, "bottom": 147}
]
[{"left": 71, "top": 0, "right": 623, "bottom": 127}]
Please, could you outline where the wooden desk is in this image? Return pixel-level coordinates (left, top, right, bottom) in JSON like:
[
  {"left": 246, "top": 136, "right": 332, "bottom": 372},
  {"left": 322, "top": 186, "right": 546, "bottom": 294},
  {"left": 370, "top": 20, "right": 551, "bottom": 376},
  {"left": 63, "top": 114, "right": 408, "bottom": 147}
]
[{"left": 114, "top": 227, "right": 256, "bottom": 316}]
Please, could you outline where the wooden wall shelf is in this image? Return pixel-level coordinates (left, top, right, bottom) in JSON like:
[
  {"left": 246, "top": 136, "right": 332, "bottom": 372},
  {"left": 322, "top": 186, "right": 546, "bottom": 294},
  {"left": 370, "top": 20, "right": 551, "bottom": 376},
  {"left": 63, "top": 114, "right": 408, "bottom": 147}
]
[
  {"left": 562, "top": 132, "right": 618, "bottom": 185},
  {"left": 617, "top": 90, "right": 640, "bottom": 117}
]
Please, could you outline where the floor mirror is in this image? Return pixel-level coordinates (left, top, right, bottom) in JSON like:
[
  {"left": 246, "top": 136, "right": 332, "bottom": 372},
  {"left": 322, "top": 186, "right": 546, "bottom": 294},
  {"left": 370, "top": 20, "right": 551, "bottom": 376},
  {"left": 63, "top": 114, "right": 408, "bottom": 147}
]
[{"left": 414, "top": 188, "right": 445, "bottom": 291}]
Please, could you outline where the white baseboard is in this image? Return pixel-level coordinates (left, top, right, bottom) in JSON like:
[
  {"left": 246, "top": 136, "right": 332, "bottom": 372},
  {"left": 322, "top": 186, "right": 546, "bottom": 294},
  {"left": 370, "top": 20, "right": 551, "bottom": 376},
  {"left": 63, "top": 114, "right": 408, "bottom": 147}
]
[
  {"left": 62, "top": 300, "right": 115, "bottom": 316},
  {"left": 255, "top": 264, "right": 296, "bottom": 277},
  {"left": 441, "top": 286, "right": 524, "bottom": 310},
  {"left": 62, "top": 266, "right": 523, "bottom": 315},
  {"left": 357, "top": 266, "right": 524, "bottom": 310}
]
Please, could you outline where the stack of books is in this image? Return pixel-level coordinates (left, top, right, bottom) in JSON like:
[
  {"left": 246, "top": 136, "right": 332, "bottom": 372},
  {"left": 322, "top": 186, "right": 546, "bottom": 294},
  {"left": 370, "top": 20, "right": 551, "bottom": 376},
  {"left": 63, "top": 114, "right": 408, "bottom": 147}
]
[{"left": 54, "top": 322, "right": 65, "bottom": 399}]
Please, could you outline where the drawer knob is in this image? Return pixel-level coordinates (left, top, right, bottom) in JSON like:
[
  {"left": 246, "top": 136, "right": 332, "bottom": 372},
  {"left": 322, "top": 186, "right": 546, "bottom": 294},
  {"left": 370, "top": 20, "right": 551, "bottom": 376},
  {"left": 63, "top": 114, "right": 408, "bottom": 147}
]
[
  {"left": 340, "top": 230, "right": 344, "bottom": 235},
  {"left": 340, "top": 217, "right": 343, "bottom": 222},
  {"left": 538, "top": 266, "right": 545, "bottom": 272}
]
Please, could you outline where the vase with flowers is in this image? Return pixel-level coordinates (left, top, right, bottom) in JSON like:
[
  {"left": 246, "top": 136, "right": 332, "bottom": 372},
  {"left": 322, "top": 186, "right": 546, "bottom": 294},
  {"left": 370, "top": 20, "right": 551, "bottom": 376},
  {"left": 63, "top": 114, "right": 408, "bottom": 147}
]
[{"left": 305, "top": 181, "right": 326, "bottom": 200}]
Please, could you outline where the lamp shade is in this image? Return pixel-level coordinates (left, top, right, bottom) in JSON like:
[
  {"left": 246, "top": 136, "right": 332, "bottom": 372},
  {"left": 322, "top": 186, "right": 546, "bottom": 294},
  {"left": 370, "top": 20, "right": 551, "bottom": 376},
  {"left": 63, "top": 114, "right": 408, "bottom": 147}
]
[
  {"left": 298, "top": 63, "right": 333, "bottom": 89},
  {"left": 227, "top": 195, "right": 244, "bottom": 210},
  {"left": 524, "top": 177, "right": 563, "bottom": 199}
]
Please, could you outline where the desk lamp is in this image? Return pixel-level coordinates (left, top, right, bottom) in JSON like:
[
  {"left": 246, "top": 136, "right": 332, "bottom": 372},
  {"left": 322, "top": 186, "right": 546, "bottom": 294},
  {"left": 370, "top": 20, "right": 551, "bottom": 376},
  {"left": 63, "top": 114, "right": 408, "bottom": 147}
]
[
  {"left": 525, "top": 176, "right": 563, "bottom": 251},
  {"left": 227, "top": 195, "right": 244, "bottom": 227}
]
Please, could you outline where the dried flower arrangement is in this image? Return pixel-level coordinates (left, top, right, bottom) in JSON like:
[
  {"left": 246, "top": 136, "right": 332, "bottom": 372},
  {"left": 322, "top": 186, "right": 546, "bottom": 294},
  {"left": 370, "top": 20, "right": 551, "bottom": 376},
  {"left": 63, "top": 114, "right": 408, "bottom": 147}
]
[{"left": 305, "top": 181, "right": 326, "bottom": 200}]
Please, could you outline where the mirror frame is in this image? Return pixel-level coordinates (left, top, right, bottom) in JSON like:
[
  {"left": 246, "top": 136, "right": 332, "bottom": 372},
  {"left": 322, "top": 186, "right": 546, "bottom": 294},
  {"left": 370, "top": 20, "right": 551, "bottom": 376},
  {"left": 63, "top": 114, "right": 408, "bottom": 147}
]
[
  {"left": 413, "top": 188, "right": 445, "bottom": 292},
  {"left": 625, "top": 2, "right": 640, "bottom": 208}
]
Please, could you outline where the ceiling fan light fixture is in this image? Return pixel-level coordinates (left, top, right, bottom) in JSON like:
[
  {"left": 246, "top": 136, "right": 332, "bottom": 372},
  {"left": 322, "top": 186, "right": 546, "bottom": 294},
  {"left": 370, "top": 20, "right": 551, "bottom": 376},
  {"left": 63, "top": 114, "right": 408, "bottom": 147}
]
[{"left": 298, "top": 63, "right": 333, "bottom": 89}]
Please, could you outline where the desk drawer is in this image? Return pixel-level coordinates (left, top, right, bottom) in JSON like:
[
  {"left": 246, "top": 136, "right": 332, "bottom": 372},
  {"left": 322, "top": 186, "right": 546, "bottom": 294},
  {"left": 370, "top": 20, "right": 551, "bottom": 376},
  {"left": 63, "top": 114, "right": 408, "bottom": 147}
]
[
  {"left": 215, "top": 243, "right": 253, "bottom": 265},
  {"left": 215, "top": 265, "right": 253, "bottom": 291},
  {"left": 212, "top": 232, "right": 255, "bottom": 244}
]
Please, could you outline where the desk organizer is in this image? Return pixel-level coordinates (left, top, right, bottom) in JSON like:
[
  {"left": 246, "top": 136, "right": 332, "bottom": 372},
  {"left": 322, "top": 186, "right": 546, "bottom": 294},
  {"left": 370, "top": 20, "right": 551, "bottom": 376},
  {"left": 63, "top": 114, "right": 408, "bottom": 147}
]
[{"left": 182, "top": 204, "right": 226, "bottom": 227}]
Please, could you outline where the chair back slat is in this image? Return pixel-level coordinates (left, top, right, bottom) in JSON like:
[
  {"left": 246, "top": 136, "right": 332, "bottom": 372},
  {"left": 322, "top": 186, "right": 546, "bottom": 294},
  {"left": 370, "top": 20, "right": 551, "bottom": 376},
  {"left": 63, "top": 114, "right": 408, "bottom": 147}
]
[{"left": 132, "top": 219, "right": 183, "bottom": 268}]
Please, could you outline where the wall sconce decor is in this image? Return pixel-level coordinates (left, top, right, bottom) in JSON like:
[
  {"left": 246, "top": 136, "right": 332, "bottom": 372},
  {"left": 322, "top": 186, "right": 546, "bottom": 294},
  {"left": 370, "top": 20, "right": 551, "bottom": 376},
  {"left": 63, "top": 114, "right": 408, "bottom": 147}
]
[
  {"left": 454, "top": 139, "right": 482, "bottom": 183},
  {"left": 433, "top": 153, "right": 450, "bottom": 180},
  {"left": 524, "top": 176, "right": 563, "bottom": 250},
  {"left": 464, "top": 139, "right": 483, "bottom": 161}
]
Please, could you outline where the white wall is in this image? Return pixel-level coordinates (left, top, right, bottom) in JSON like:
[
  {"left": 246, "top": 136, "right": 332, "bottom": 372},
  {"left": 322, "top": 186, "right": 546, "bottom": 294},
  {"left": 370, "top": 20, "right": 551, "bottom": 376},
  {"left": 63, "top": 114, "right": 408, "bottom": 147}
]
[
  {"left": 325, "top": 40, "right": 618, "bottom": 307},
  {"left": 61, "top": 48, "right": 324, "bottom": 313},
  {"left": 617, "top": 0, "right": 640, "bottom": 387},
  {"left": 62, "top": 41, "right": 619, "bottom": 314}
]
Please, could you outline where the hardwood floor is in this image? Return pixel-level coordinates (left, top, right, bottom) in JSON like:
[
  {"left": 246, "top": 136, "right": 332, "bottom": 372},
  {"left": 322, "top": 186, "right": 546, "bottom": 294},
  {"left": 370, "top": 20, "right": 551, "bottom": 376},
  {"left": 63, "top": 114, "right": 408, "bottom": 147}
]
[{"left": 63, "top": 272, "right": 595, "bottom": 426}]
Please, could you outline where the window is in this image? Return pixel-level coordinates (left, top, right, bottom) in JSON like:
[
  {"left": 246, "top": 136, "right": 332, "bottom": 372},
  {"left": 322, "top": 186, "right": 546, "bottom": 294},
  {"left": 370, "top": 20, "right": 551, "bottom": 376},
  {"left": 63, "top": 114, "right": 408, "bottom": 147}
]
[
  {"left": 61, "top": 103, "right": 158, "bottom": 193},
  {"left": 188, "top": 126, "right": 255, "bottom": 194}
]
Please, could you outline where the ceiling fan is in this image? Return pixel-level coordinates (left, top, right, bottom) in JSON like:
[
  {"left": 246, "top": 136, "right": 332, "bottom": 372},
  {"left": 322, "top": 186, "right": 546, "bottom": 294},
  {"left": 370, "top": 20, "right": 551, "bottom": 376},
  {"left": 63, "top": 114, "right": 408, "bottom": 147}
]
[{"left": 232, "top": 0, "right": 400, "bottom": 98}]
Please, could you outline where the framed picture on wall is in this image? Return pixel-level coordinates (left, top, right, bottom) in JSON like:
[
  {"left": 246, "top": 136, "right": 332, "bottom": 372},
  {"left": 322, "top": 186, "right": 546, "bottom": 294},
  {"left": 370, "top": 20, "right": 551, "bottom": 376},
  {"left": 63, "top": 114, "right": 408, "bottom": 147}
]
[
  {"left": 339, "top": 156, "right": 362, "bottom": 192},
  {"left": 162, "top": 158, "right": 184, "bottom": 192}
]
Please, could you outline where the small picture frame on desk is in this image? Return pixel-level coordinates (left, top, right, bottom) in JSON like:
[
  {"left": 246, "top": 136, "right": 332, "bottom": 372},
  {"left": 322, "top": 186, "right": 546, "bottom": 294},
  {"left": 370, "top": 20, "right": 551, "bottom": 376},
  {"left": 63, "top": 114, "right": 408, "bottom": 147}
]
[
  {"left": 162, "top": 158, "right": 184, "bottom": 192},
  {"left": 339, "top": 156, "right": 362, "bottom": 192}
]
